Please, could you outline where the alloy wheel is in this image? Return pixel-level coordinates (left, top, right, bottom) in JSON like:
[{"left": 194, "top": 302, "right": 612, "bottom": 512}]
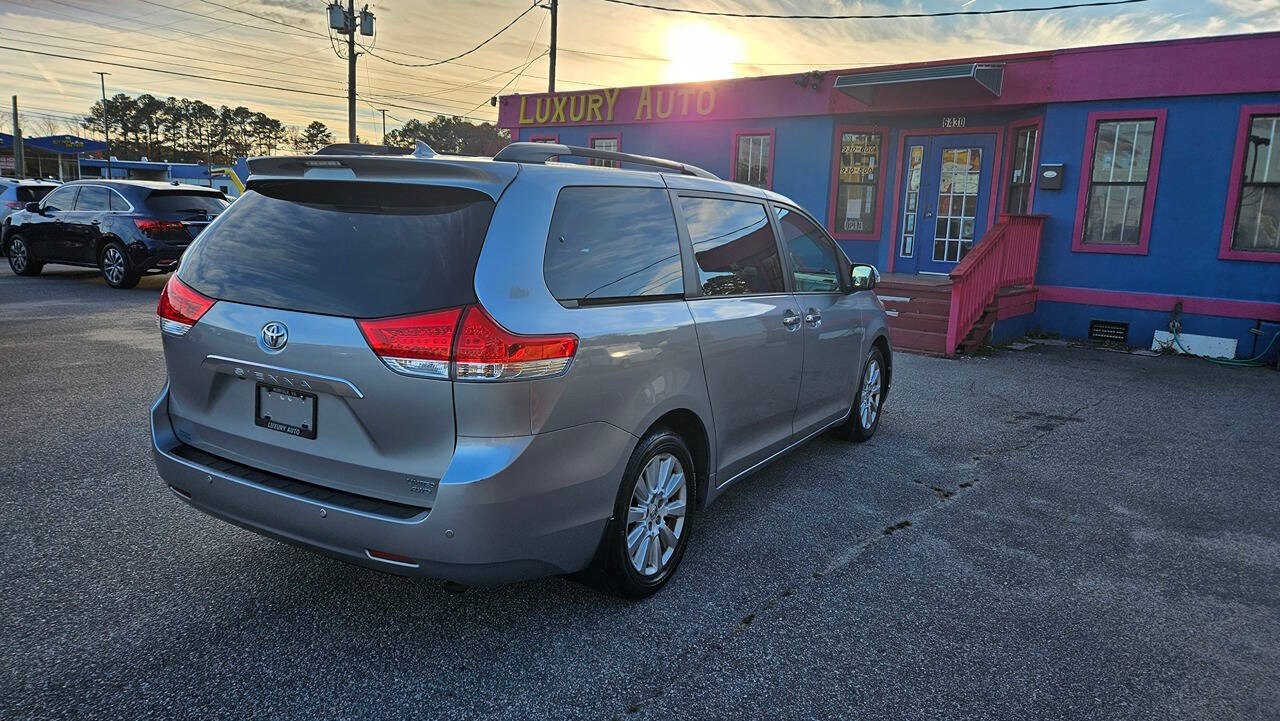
[
  {"left": 10, "top": 238, "right": 27, "bottom": 273},
  {"left": 103, "top": 247, "right": 125, "bottom": 285},
  {"left": 860, "top": 358, "right": 882, "bottom": 429},
  {"left": 626, "top": 452, "right": 688, "bottom": 576}
]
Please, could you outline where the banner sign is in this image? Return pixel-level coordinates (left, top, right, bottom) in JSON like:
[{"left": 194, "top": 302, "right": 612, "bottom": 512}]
[{"left": 24, "top": 135, "right": 107, "bottom": 154}]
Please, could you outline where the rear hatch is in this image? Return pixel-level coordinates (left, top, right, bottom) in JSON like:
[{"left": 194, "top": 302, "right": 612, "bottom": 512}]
[
  {"left": 142, "top": 189, "right": 230, "bottom": 245},
  {"left": 161, "top": 166, "right": 510, "bottom": 508}
]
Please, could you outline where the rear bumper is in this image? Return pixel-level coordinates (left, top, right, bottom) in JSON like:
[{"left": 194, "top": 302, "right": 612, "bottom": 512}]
[
  {"left": 150, "top": 384, "right": 633, "bottom": 584},
  {"left": 129, "top": 243, "right": 185, "bottom": 272}
]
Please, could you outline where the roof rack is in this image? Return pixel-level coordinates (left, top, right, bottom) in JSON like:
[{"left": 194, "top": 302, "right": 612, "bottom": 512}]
[{"left": 493, "top": 142, "right": 718, "bottom": 180}]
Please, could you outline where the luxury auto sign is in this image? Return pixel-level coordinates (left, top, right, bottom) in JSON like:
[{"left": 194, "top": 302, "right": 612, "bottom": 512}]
[{"left": 516, "top": 85, "right": 718, "bottom": 125}]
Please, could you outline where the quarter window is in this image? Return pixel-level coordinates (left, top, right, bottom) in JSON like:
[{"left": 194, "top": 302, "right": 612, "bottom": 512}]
[
  {"left": 74, "top": 185, "right": 110, "bottom": 212},
  {"left": 1231, "top": 113, "right": 1280, "bottom": 252},
  {"left": 1082, "top": 118, "right": 1157, "bottom": 245},
  {"left": 834, "top": 131, "right": 882, "bottom": 235},
  {"left": 544, "top": 187, "right": 684, "bottom": 303},
  {"left": 1005, "top": 125, "right": 1038, "bottom": 214},
  {"left": 679, "top": 196, "right": 784, "bottom": 296},
  {"left": 733, "top": 133, "right": 772, "bottom": 188},
  {"left": 775, "top": 206, "right": 841, "bottom": 293},
  {"left": 108, "top": 189, "right": 129, "bottom": 211}
]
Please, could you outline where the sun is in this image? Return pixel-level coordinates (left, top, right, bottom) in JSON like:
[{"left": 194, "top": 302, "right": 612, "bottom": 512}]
[{"left": 663, "top": 22, "right": 742, "bottom": 83}]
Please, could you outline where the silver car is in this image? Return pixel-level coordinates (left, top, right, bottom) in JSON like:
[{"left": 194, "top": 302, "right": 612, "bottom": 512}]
[
  {"left": 150, "top": 142, "right": 892, "bottom": 598},
  {"left": 0, "top": 179, "right": 59, "bottom": 239}
]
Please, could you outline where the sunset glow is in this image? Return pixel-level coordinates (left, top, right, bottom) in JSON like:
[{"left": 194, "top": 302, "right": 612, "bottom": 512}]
[{"left": 663, "top": 22, "right": 742, "bottom": 83}]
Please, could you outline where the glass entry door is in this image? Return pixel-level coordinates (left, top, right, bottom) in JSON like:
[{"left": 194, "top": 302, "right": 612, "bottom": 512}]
[{"left": 896, "top": 133, "right": 997, "bottom": 274}]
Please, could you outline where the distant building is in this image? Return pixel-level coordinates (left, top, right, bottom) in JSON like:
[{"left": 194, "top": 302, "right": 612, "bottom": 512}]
[
  {"left": 79, "top": 157, "right": 245, "bottom": 197},
  {"left": 500, "top": 32, "right": 1280, "bottom": 360}
]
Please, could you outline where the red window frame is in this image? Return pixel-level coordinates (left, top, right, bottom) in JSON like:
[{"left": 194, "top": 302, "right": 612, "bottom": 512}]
[
  {"left": 1219, "top": 103, "right": 1280, "bottom": 263},
  {"left": 1071, "top": 109, "right": 1167, "bottom": 256}
]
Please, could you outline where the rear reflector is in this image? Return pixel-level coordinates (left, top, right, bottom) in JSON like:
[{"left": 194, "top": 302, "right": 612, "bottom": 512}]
[
  {"left": 357, "top": 304, "right": 577, "bottom": 382},
  {"left": 157, "top": 276, "right": 216, "bottom": 336},
  {"left": 357, "top": 307, "right": 463, "bottom": 379},
  {"left": 366, "top": 548, "right": 419, "bottom": 567},
  {"left": 454, "top": 306, "right": 577, "bottom": 381}
]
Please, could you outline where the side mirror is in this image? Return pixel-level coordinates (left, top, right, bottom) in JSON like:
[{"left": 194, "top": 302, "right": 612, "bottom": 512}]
[
  {"left": 25, "top": 202, "right": 42, "bottom": 214},
  {"left": 850, "top": 264, "right": 879, "bottom": 291}
]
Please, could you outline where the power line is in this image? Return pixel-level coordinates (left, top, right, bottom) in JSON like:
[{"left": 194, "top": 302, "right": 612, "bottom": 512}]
[
  {"left": 596, "top": 0, "right": 1150, "bottom": 19},
  {"left": 460, "top": 50, "right": 549, "bottom": 119},
  {"left": 365, "top": 2, "right": 540, "bottom": 68},
  {"left": 192, "top": 0, "right": 327, "bottom": 37}
]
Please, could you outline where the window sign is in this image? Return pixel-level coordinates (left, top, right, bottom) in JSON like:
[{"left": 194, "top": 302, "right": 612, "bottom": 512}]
[{"left": 834, "top": 131, "right": 881, "bottom": 234}]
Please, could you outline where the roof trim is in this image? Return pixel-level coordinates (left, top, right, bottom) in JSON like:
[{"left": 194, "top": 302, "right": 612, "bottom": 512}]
[{"left": 834, "top": 63, "right": 1003, "bottom": 104}]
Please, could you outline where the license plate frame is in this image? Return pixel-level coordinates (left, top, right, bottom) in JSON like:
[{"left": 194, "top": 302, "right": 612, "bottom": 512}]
[{"left": 254, "top": 383, "right": 317, "bottom": 440}]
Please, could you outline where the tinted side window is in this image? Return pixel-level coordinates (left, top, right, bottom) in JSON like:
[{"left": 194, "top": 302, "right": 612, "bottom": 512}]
[
  {"left": 109, "top": 190, "right": 129, "bottom": 211},
  {"left": 544, "top": 187, "right": 684, "bottom": 302},
  {"left": 42, "top": 186, "right": 77, "bottom": 212},
  {"left": 75, "top": 185, "right": 110, "bottom": 211},
  {"left": 678, "top": 196, "right": 784, "bottom": 296},
  {"left": 775, "top": 206, "right": 841, "bottom": 293}
]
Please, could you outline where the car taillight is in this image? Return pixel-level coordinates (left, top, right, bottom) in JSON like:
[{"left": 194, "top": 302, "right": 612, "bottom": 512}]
[
  {"left": 4, "top": 201, "right": 23, "bottom": 209},
  {"left": 157, "top": 276, "right": 215, "bottom": 336},
  {"left": 453, "top": 306, "right": 577, "bottom": 381},
  {"left": 135, "top": 219, "right": 186, "bottom": 237},
  {"left": 358, "top": 304, "right": 577, "bottom": 382},
  {"left": 357, "top": 307, "right": 463, "bottom": 379}
]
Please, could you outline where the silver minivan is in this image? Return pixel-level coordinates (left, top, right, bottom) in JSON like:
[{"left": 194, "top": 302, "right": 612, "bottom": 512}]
[{"left": 150, "top": 142, "right": 892, "bottom": 598}]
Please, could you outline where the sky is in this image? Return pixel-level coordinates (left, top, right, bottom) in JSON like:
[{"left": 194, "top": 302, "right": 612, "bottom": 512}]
[{"left": 2, "top": 0, "right": 1278, "bottom": 143}]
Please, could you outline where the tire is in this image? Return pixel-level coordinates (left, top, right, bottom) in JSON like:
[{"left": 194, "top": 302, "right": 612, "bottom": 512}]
[
  {"left": 591, "top": 428, "right": 695, "bottom": 599},
  {"left": 6, "top": 235, "right": 42, "bottom": 276},
  {"left": 99, "top": 241, "right": 141, "bottom": 289},
  {"left": 836, "top": 346, "right": 886, "bottom": 442}
]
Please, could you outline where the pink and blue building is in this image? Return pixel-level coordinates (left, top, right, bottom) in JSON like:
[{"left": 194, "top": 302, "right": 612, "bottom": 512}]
[{"left": 499, "top": 32, "right": 1280, "bottom": 359}]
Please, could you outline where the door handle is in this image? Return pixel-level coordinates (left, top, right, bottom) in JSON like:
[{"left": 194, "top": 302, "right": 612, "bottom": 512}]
[
  {"left": 782, "top": 311, "right": 801, "bottom": 330},
  {"left": 804, "top": 309, "right": 822, "bottom": 326}
]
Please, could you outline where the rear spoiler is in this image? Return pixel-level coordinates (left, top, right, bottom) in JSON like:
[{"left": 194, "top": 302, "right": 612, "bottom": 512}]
[{"left": 244, "top": 153, "right": 519, "bottom": 200}]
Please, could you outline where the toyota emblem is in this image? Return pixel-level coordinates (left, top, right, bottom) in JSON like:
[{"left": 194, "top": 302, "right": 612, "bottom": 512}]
[{"left": 261, "top": 321, "right": 288, "bottom": 351}]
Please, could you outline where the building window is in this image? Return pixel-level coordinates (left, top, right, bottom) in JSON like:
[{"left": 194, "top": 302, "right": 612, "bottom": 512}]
[
  {"left": 1081, "top": 116, "right": 1160, "bottom": 247},
  {"left": 589, "top": 135, "right": 619, "bottom": 168},
  {"left": 1231, "top": 113, "right": 1280, "bottom": 252},
  {"left": 528, "top": 135, "right": 558, "bottom": 143},
  {"left": 732, "top": 131, "right": 773, "bottom": 188},
  {"left": 834, "top": 131, "right": 882, "bottom": 236},
  {"left": 1005, "top": 125, "right": 1038, "bottom": 214}
]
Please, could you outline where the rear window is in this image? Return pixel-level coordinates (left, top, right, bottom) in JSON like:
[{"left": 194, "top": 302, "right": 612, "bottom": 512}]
[
  {"left": 147, "top": 191, "right": 229, "bottom": 215},
  {"left": 543, "top": 186, "right": 684, "bottom": 303},
  {"left": 16, "top": 186, "right": 54, "bottom": 203},
  {"left": 178, "top": 181, "right": 496, "bottom": 318}
]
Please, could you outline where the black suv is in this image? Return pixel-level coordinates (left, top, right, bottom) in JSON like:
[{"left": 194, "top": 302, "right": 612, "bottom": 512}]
[{"left": 2, "top": 179, "right": 229, "bottom": 288}]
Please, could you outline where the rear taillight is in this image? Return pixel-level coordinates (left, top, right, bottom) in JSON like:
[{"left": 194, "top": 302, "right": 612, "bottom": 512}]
[
  {"left": 358, "top": 304, "right": 577, "bottom": 382},
  {"left": 134, "top": 219, "right": 186, "bottom": 237},
  {"left": 157, "top": 276, "right": 215, "bottom": 336},
  {"left": 453, "top": 306, "right": 577, "bottom": 381},
  {"left": 357, "top": 307, "right": 463, "bottom": 379}
]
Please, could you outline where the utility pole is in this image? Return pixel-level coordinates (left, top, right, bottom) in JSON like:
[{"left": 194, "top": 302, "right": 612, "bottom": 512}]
[
  {"left": 377, "top": 109, "right": 388, "bottom": 144},
  {"left": 94, "top": 71, "right": 112, "bottom": 179},
  {"left": 346, "top": 0, "right": 356, "bottom": 142},
  {"left": 328, "top": 2, "right": 373, "bottom": 143},
  {"left": 547, "top": 0, "right": 558, "bottom": 93},
  {"left": 11, "top": 96, "right": 24, "bottom": 179}
]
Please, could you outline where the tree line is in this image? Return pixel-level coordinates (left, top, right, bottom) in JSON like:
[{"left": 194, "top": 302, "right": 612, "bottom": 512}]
[{"left": 77, "top": 93, "right": 509, "bottom": 163}]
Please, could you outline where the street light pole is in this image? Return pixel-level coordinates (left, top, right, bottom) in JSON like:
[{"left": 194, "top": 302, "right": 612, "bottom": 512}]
[{"left": 94, "top": 71, "right": 112, "bottom": 179}]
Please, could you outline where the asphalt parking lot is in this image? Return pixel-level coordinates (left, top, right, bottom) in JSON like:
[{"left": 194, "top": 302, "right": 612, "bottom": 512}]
[{"left": 2, "top": 268, "right": 1278, "bottom": 720}]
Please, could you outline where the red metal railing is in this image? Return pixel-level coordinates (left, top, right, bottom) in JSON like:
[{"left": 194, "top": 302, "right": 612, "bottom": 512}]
[{"left": 944, "top": 214, "right": 1045, "bottom": 355}]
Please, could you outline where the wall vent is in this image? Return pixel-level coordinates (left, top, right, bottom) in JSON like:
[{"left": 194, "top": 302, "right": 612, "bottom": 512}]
[{"left": 1088, "top": 319, "right": 1129, "bottom": 344}]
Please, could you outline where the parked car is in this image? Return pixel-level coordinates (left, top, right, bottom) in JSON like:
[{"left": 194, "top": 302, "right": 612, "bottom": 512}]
[
  {"left": 0, "top": 179, "right": 60, "bottom": 238},
  {"left": 149, "top": 142, "right": 892, "bottom": 598},
  {"left": 2, "top": 179, "right": 228, "bottom": 288}
]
